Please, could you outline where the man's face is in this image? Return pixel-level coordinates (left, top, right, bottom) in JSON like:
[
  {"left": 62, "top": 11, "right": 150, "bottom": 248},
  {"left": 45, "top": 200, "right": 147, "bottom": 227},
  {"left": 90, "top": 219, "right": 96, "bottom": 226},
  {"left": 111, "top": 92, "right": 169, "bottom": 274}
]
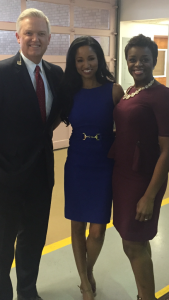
[{"left": 16, "top": 17, "right": 51, "bottom": 64}]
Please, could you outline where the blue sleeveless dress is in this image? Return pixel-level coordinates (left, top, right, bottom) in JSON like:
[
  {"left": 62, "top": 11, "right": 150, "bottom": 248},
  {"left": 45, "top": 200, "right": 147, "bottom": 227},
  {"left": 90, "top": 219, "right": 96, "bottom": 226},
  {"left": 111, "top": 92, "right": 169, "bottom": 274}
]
[{"left": 64, "top": 82, "right": 114, "bottom": 224}]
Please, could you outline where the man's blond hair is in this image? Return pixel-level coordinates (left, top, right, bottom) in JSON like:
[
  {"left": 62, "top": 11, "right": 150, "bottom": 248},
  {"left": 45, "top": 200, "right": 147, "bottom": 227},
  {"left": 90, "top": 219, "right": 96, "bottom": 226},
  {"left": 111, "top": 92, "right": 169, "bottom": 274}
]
[{"left": 16, "top": 8, "right": 51, "bottom": 34}]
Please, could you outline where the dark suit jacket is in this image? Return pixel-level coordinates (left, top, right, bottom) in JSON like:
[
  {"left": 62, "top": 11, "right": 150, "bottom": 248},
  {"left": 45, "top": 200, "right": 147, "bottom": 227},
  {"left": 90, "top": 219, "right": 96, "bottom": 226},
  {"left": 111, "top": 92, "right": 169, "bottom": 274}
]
[{"left": 0, "top": 52, "right": 63, "bottom": 188}]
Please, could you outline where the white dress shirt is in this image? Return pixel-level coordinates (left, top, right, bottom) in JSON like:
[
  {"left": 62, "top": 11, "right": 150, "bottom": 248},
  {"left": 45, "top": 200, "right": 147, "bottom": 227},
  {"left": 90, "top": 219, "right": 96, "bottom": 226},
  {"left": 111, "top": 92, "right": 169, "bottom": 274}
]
[{"left": 21, "top": 52, "right": 53, "bottom": 118}]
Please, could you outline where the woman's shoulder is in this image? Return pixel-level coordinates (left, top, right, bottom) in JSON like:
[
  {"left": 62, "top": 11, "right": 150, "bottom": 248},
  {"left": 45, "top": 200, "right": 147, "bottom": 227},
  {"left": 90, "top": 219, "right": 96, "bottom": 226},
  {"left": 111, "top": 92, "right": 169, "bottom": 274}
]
[
  {"left": 149, "top": 83, "right": 169, "bottom": 98},
  {"left": 158, "top": 84, "right": 169, "bottom": 93},
  {"left": 147, "top": 84, "right": 169, "bottom": 111},
  {"left": 113, "top": 82, "right": 124, "bottom": 92},
  {"left": 104, "top": 80, "right": 124, "bottom": 92},
  {"left": 112, "top": 83, "right": 124, "bottom": 105}
]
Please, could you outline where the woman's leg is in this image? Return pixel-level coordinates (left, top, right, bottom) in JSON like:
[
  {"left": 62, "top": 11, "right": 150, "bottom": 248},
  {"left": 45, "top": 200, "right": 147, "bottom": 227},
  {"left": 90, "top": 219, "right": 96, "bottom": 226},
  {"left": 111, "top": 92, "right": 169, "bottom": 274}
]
[
  {"left": 146, "top": 241, "right": 152, "bottom": 257},
  {"left": 86, "top": 223, "right": 107, "bottom": 293},
  {"left": 123, "top": 239, "right": 156, "bottom": 300},
  {"left": 71, "top": 220, "right": 94, "bottom": 300},
  {"left": 136, "top": 241, "right": 152, "bottom": 299}
]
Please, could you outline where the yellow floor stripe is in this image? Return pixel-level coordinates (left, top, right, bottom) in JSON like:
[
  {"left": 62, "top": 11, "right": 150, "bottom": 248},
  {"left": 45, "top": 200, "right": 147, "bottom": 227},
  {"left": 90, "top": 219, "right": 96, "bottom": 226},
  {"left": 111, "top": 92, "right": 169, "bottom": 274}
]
[
  {"left": 12, "top": 197, "right": 169, "bottom": 268},
  {"left": 161, "top": 197, "right": 169, "bottom": 206},
  {"left": 25, "top": 197, "right": 169, "bottom": 262},
  {"left": 11, "top": 197, "right": 169, "bottom": 298},
  {"left": 156, "top": 285, "right": 169, "bottom": 298},
  {"left": 11, "top": 221, "right": 114, "bottom": 268},
  {"left": 43, "top": 221, "right": 114, "bottom": 257}
]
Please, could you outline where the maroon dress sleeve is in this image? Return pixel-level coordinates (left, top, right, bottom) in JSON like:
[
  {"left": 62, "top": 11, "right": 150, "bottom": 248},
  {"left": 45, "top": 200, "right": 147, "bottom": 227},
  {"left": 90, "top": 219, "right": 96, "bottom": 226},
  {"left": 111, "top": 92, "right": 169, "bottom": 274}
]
[{"left": 150, "top": 86, "right": 169, "bottom": 137}]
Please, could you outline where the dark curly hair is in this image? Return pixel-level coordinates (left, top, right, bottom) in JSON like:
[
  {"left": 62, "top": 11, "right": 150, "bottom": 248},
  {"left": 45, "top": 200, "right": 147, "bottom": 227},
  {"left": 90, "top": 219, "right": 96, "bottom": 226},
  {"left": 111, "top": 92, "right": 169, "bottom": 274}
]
[
  {"left": 59, "top": 36, "right": 115, "bottom": 126},
  {"left": 125, "top": 34, "right": 158, "bottom": 67}
]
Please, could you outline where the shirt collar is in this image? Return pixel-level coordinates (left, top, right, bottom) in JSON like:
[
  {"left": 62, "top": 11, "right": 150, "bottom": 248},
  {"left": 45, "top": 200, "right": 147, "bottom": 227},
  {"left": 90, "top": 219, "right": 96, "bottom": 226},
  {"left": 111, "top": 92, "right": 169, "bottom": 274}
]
[{"left": 20, "top": 52, "right": 43, "bottom": 74}]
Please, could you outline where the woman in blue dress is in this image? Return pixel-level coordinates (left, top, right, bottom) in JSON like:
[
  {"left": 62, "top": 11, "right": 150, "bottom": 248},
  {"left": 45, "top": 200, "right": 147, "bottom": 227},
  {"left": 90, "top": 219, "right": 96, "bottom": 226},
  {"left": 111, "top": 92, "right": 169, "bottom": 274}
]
[{"left": 60, "top": 36, "right": 124, "bottom": 300}]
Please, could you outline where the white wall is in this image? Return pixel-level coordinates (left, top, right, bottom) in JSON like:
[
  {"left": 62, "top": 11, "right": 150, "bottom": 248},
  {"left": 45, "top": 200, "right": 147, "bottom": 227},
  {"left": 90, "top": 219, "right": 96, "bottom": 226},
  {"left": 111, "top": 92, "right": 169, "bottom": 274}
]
[
  {"left": 119, "top": 21, "right": 168, "bottom": 86},
  {"left": 120, "top": 0, "right": 169, "bottom": 22}
]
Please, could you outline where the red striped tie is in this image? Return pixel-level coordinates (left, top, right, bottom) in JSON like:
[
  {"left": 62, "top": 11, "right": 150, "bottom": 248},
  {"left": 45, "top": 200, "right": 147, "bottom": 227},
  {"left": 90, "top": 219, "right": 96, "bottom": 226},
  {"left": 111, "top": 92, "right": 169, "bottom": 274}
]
[{"left": 35, "top": 65, "right": 46, "bottom": 122}]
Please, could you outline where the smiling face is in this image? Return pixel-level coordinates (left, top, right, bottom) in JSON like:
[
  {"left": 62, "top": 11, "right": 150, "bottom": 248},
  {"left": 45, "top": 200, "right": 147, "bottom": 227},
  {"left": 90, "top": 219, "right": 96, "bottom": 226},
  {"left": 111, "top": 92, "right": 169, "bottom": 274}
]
[
  {"left": 75, "top": 45, "right": 98, "bottom": 83},
  {"left": 16, "top": 17, "right": 51, "bottom": 64},
  {"left": 127, "top": 46, "right": 154, "bottom": 87}
]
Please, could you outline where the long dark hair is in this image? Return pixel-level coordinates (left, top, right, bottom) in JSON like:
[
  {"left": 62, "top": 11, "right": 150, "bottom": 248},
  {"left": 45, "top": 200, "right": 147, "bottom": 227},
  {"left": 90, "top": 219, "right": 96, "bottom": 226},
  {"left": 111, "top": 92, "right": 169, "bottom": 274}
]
[{"left": 59, "top": 36, "right": 115, "bottom": 126}]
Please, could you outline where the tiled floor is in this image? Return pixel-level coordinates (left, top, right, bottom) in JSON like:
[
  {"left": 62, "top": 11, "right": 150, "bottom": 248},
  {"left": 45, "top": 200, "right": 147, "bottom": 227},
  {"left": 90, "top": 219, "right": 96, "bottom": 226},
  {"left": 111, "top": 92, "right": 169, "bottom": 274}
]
[{"left": 10, "top": 149, "right": 169, "bottom": 300}]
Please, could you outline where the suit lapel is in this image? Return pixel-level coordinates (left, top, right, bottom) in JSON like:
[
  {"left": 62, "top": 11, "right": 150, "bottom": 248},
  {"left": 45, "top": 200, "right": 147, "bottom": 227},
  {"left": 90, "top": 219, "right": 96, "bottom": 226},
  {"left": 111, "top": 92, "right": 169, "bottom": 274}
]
[
  {"left": 14, "top": 52, "right": 43, "bottom": 121},
  {"left": 14, "top": 53, "right": 58, "bottom": 126}
]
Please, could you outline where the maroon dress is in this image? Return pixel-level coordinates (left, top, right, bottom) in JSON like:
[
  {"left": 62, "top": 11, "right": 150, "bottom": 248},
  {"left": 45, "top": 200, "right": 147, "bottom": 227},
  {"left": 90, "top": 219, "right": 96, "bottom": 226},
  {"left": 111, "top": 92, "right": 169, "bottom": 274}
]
[{"left": 109, "top": 84, "right": 169, "bottom": 241}]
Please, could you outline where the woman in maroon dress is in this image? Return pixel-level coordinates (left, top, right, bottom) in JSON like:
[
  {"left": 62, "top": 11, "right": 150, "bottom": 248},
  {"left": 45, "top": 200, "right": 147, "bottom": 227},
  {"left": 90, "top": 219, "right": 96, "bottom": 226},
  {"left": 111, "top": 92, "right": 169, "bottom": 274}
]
[{"left": 109, "top": 34, "right": 169, "bottom": 300}]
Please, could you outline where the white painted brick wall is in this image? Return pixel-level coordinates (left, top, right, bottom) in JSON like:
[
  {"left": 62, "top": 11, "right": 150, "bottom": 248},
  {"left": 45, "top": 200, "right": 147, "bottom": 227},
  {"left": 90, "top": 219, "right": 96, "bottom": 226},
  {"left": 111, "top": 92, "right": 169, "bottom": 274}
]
[
  {"left": 98, "top": 36, "right": 110, "bottom": 55},
  {"left": 74, "top": 7, "right": 109, "bottom": 29},
  {"left": 0, "top": 0, "right": 21, "bottom": 22},
  {"left": 0, "top": 31, "right": 19, "bottom": 54},
  {"left": 75, "top": 35, "right": 110, "bottom": 55},
  {"left": 0, "top": 1, "right": 111, "bottom": 56},
  {"left": 26, "top": 1, "right": 70, "bottom": 27},
  {"left": 46, "top": 34, "right": 70, "bottom": 55},
  {"left": 0, "top": 31, "right": 70, "bottom": 56}
]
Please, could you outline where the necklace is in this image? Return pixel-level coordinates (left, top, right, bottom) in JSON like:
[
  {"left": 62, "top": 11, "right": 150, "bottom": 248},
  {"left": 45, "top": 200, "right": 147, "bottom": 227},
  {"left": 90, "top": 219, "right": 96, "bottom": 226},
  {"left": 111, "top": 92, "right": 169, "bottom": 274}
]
[{"left": 123, "top": 79, "right": 155, "bottom": 100}]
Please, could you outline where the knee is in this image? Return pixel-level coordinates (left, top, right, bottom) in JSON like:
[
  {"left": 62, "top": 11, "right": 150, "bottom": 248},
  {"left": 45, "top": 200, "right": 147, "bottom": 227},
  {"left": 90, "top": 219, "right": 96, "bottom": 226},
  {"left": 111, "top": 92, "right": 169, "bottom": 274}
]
[
  {"left": 123, "top": 240, "right": 147, "bottom": 261},
  {"left": 71, "top": 221, "right": 86, "bottom": 236},
  {"left": 89, "top": 225, "right": 106, "bottom": 242},
  {"left": 123, "top": 243, "right": 136, "bottom": 260}
]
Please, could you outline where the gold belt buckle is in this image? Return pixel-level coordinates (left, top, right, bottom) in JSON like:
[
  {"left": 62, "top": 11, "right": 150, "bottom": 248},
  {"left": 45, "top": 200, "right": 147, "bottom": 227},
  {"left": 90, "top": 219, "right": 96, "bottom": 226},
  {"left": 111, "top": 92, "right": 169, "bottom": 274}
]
[{"left": 83, "top": 133, "right": 100, "bottom": 141}]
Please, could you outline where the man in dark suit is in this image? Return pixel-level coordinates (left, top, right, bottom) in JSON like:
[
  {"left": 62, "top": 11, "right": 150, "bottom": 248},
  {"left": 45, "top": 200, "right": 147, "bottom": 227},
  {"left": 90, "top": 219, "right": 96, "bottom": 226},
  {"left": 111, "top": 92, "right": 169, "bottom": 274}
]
[{"left": 0, "top": 8, "right": 63, "bottom": 300}]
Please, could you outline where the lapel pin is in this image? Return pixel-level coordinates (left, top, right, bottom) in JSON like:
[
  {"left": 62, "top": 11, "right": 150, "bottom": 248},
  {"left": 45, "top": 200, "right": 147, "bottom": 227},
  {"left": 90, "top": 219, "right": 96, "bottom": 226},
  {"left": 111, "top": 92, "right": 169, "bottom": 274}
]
[{"left": 17, "top": 60, "right": 22, "bottom": 65}]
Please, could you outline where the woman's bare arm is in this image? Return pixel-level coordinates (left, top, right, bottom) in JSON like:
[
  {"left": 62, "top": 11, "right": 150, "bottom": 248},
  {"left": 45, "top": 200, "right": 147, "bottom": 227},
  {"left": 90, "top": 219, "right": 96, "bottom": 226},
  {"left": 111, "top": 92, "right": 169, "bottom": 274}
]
[{"left": 112, "top": 83, "right": 124, "bottom": 106}]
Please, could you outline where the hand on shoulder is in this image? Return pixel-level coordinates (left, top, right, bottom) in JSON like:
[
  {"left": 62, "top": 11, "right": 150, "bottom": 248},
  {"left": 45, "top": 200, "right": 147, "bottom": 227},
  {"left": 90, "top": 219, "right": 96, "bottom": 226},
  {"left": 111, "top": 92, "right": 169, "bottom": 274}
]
[{"left": 112, "top": 83, "right": 124, "bottom": 106}]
